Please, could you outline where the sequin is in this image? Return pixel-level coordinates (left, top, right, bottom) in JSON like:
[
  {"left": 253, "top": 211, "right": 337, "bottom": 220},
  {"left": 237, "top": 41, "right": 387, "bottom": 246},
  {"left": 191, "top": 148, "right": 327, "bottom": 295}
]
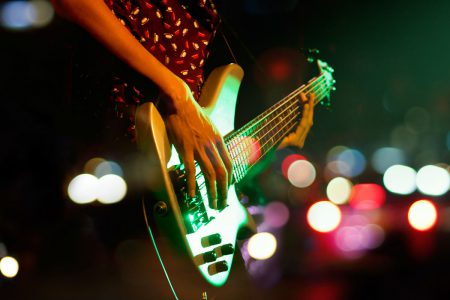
[{"left": 132, "top": 7, "right": 140, "bottom": 15}]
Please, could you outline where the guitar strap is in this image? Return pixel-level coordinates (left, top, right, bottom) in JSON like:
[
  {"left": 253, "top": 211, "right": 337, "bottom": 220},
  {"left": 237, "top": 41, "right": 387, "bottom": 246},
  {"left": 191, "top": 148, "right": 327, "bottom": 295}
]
[
  {"left": 217, "top": 15, "right": 270, "bottom": 80},
  {"left": 218, "top": 22, "right": 238, "bottom": 64}
]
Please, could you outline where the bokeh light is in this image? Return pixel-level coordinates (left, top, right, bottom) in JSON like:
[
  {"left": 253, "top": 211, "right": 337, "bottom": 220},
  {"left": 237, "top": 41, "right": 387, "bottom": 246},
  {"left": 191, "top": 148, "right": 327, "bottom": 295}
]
[
  {"left": 247, "top": 232, "right": 277, "bottom": 260},
  {"left": 307, "top": 201, "right": 342, "bottom": 233},
  {"left": 28, "top": 0, "right": 54, "bottom": 27},
  {"left": 416, "top": 165, "right": 450, "bottom": 196},
  {"left": 337, "top": 148, "right": 366, "bottom": 177},
  {"left": 67, "top": 174, "right": 99, "bottom": 204},
  {"left": 281, "top": 154, "right": 305, "bottom": 179},
  {"left": 349, "top": 184, "right": 386, "bottom": 210},
  {"left": 287, "top": 160, "right": 316, "bottom": 188},
  {"left": 371, "top": 147, "right": 406, "bottom": 174},
  {"left": 335, "top": 224, "right": 385, "bottom": 253},
  {"left": 326, "top": 145, "right": 349, "bottom": 162},
  {"left": 0, "top": 256, "right": 19, "bottom": 278},
  {"left": 408, "top": 200, "right": 438, "bottom": 231},
  {"left": 84, "top": 157, "right": 106, "bottom": 174},
  {"left": 326, "top": 177, "right": 353, "bottom": 205},
  {"left": 0, "top": 1, "right": 30, "bottom": 29},
  {"left": 97, "top": 174, "right": 127, "bottom": 204},
  {"left": 95, "top": 160, "right": 124, "bottom": 177},
  {"left": 383, "top": 165, "right": 417, "bottom": 195},
  {"left": 263, "top": 201, "right": 290, "bottom": 228},
  {"left": 229, "top": 136, "right": 261, "bottom": 166},
  {"left": 326, "top": 146, "right": 366, "bottom": 178},
  {"left": 0, "top": 0, "right": 54, "bottom": 30}
]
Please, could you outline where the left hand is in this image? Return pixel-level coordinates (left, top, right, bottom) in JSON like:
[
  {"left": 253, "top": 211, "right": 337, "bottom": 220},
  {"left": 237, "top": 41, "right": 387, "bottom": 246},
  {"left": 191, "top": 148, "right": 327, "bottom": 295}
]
[{"left": 277, "top": 92, "right": 315, "bottom": 149}]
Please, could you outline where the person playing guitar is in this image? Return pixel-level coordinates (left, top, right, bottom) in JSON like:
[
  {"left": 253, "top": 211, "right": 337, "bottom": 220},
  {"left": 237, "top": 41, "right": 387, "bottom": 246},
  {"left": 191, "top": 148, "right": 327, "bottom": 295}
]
[{"left": 51, "top": 0, "right": 320, "bottom": 298}]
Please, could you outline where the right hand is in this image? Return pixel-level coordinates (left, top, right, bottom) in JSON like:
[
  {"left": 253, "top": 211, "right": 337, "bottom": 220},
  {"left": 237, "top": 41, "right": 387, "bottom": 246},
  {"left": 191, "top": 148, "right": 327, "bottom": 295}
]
[{"left": 162, "top": 77, "right": 232, "bottom": 210}]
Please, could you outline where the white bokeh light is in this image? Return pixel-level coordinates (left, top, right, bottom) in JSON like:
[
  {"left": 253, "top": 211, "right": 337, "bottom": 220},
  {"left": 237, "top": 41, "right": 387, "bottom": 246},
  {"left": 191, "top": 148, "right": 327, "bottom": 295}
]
[
  {"left": 67, "top": 174, "right": 99, "bottom": 204},
  {"left": 97, "top": 174, "right": 127, "bottom": 204},
  {"left": 416, "top": 165, "right": 450, "bottom": 196},
  {"left": 408, "top": 200, "right": 437, "bottom": 231},
  {"left": 326, "top": 177, "right": 353, "bottom": 205},
  {"left": 247, "top": 232, "right": 277, "bottom": 260},
  {"left": 383, "top": 165, "right": 417, "bottom": 195},
  {"left": 0, "top": 256, "right": 19, "bottom": 278},
  {"left": 287, "top": 160, "right": 316, "bottom": 188},
  {"left": 307, "top": 201, "right": 342, "bottom": 233}
]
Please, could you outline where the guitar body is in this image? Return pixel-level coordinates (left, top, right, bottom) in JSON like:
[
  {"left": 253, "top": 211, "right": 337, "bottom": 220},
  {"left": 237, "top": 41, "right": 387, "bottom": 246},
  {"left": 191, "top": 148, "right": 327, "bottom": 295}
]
[{"left": 135, "top": 63, "right": 255, "bottom": 288}]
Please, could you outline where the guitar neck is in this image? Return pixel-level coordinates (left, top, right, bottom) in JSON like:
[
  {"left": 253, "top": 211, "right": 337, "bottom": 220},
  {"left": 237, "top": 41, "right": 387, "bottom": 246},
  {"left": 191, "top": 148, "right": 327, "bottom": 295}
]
[{"left": 225, "top": 73, "right": 329, "bottom": 183}]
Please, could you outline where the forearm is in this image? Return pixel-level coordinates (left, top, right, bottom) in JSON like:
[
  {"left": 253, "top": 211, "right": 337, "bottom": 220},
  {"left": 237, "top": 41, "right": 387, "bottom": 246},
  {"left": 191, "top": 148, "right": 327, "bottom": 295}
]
[{"left": 52, "top": 0, "right": 176, "bottom": 95}]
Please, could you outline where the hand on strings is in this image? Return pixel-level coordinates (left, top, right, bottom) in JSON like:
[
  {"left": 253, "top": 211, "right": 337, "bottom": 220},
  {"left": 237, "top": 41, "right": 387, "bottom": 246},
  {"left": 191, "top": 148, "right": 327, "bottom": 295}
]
[
  {"left": 162, "top": 77, "right": 232, "bottom": 210},
  {"left": 277, "top": 92, "right": 315, "bottom": 149}
]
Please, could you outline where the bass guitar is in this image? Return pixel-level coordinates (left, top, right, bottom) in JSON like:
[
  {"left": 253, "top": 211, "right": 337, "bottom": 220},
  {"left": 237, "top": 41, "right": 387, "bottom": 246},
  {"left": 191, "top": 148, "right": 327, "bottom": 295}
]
[{"left": 135, "top": 59, "right": 335, "bottom": 288}]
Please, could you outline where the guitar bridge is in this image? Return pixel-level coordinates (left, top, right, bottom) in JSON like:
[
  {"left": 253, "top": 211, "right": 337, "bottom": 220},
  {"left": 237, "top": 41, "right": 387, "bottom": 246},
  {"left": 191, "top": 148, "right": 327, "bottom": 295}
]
[{"left": 169, "top": 166, "right": 210, "bottom": 234}]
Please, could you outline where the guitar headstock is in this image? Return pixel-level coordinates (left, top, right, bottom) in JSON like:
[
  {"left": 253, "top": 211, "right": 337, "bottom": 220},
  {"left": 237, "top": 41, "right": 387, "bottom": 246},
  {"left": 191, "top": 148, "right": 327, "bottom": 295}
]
[{"left": 316, "top": 59, "right": 336, "bottom": 108}]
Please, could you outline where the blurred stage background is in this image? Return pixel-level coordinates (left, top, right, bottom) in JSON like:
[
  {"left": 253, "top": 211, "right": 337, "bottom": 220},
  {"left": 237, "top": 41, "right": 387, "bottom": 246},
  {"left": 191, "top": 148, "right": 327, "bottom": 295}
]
[{"left": 1, "top": 0, "right": 449, "bottom": 299}]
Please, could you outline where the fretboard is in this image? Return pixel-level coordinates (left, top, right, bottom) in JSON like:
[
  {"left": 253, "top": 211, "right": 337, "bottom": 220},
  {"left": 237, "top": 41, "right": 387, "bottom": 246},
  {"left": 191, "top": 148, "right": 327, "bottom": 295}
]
[{"left": 225, "top": 73, "right": 329, "bottom": 183}]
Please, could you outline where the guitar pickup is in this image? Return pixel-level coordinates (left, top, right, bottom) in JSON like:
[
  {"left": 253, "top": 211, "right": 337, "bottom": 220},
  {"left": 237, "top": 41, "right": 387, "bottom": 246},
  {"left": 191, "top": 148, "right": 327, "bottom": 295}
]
[
  {"left": 214, "top": 243, "right": 234, "bottom": 257},
  {"left": 201, "top": 233, "right": 222, "bottom": 247},
  {"left": 207, "top": 261, "right": 228, "bottom": 276}
]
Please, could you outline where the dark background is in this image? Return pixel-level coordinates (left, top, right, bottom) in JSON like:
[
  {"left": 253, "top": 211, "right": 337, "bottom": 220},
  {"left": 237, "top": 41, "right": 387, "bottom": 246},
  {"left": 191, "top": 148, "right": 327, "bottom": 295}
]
[{"left": 1, "top": 0, "right": 449, "bottom": 299}]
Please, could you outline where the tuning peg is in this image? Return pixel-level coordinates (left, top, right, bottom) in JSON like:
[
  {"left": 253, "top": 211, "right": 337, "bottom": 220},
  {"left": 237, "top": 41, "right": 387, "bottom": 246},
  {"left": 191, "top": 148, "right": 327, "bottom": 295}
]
[{"left": 300, "top": 48, "right": 320, "bottom": 63}]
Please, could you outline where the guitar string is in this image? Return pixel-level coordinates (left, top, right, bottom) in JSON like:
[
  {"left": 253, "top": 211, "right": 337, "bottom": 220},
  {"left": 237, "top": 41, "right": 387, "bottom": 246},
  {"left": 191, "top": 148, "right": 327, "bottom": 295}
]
[
  {"left": 224, "top": 76, "right": 328, "bottom": 176},
  {"left": 227, "top": 79, "right": 328, "bottom": 166},
  {"left": 193, "top": 110, "right": 300, "bottom": 201},
  {"left": 225, "top": 81, "right": 329, "bottom": 181},
  {"left": 223, "top": 75, "right": 328, "bottom": 171},
  {"left": 192, "top": 82, "right": 330, "bottom": 186},
  {"left": 232, "top": 85, "right": 330, "bottom": 182},
  {"left": 225, "top": 74, "right": 327, "bottom": 142},
  {"left": 193, "top": 84, "right": 330, "bottom": 190},
  {"left": 225, "top": 74, "right": 327, "bottom": 139}
]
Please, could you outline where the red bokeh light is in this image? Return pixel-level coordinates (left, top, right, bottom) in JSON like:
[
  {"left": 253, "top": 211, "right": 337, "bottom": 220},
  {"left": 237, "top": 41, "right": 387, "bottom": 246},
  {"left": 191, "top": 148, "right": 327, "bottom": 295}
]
[
  {"left": 268, "top": 59, "right": 292, "bottom": 82},
  {"left": 349, "top": 183, "right": 386, "bottom": 210},
  {"left": 281, "top": 154, "right": 306, "bottom": 179}
]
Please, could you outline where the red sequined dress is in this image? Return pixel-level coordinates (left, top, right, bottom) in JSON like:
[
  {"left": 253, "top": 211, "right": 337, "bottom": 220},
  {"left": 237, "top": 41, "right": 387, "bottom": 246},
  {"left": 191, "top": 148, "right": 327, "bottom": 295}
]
[{"left": 103, "top": 0, "right": 220, "bottom": 138}]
